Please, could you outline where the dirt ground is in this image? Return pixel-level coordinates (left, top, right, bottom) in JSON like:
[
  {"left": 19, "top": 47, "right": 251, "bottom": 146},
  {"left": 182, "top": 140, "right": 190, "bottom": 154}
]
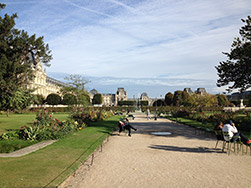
[{"left": 60, "top": 114, "right": 251, "bottom": 188}]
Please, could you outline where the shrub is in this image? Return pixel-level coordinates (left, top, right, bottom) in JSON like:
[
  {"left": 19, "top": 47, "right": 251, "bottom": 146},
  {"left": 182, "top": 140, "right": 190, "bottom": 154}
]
[
  {"left": 46, "top": 93, "right": 61, "bottom": 105},
  {"left": 62, "top": 93, "right": 77, "bottom": 105},
  {"left": 71, "top": 107, "right": 113, "bottom": 125},
  {"left": 16, "top": 110, "right": 82, "bottom": 141},
  {"left": 33, "top": 94, "right": 45, "bottom": 105},
  {"left": 92, "top": 93, "right": 103, "bottom": 105}
]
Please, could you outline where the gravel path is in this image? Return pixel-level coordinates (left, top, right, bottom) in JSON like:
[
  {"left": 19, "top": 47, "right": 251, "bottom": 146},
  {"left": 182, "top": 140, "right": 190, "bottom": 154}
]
[{"left": 60, "top": 114, "right": 251, "bottom": 188}]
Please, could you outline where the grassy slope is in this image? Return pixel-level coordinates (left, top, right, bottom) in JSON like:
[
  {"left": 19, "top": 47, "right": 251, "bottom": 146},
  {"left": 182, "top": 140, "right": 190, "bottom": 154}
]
[{"left": 0, "top": 116, "right": 119, "bottom": 188}]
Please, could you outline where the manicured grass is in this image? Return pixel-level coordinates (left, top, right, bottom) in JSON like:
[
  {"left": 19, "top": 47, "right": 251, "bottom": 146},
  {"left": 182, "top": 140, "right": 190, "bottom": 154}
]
[
  {"left": 0, "top": 139, "right": 39, "bottom": 153},
  {"left": 0, "top": 113, "right": 70, "bottom": 135},
  {"left": 0, "top": 116, "right": 120, "bottom": 188},
  {"left": 167, "top": 116, "right": 251, "bottom": 138}
]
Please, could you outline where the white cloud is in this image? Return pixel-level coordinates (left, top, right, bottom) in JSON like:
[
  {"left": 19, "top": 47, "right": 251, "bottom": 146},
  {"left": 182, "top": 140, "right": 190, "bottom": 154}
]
[{"left": 3, "top": 0, "right": 251, "bottom": 96}]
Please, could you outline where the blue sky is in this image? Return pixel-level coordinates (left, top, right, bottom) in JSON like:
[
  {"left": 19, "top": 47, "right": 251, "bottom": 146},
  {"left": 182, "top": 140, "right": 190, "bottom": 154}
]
[{"left": 2, "top": 0, "right": 251, "bottom": 98}]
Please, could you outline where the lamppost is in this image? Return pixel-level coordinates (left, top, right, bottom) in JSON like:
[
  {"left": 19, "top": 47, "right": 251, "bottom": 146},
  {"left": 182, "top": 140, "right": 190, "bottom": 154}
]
[{"left": 155, "top": 97, "right": 157, "bottom": 120}]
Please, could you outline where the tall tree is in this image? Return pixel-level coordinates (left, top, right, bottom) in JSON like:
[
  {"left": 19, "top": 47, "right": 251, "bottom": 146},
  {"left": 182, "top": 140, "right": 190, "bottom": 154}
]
[
  {"left": 61, "top": 74, "right": 90, "bottom": 106},
  {"left": 215, "top": 16, "right": 251, "bottom": 92},
  {"left": 165, "top": 92, "right": 174, "bottom": 106},
  {"left": 92, "top": 93, "right": 103, "bottom": 105},
  {"left": 0, "top": 3, "right": 52, "bottom": 112}
]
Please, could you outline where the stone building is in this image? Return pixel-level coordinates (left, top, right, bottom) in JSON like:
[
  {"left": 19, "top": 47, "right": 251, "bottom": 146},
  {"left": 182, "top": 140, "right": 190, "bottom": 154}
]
[
  {"left": 90, "top": 88, "right": 128, "bottom": 106},
  {"left": 140, "top": 92, "right": 154, "bottom": 106},
  {"left": 25, "top": 59, "right": 67, "bottom": 98},
  {"left": 183, "top": 88, "right": 193, "bottom": 95},
  {"left": 183, "top": 88, "right": 207, "bottom": 95},
  {"left": 196, "top": 88, "right": 207, "bottom": 95}
]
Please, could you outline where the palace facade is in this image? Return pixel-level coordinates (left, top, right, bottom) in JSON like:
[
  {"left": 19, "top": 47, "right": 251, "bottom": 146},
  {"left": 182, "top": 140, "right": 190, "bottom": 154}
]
[{"left": 25, "top": 60, "right": 67, "bottom": 98}]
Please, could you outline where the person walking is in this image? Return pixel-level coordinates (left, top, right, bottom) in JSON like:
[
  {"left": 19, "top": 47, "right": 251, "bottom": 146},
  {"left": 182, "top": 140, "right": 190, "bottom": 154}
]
[{"left": 146, "top": 108, "right": 150, "bottom": 120}]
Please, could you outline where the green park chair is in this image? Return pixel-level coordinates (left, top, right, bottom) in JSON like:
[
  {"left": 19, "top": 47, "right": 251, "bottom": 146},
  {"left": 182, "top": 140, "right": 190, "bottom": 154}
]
[
  {"left": 214, "top": 130, "right": 225, "bottom": 152},
  {"left": 222, "top": 132, "right": 244, "bottom": 155}
]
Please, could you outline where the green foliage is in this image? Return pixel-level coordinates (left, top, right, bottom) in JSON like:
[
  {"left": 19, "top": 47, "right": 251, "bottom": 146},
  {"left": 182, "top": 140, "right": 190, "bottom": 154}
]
[
  {"left": 16, "top": 110, "right": 81, "bottom": 141},
  {"left": 92, "top": 93, "right": 103, "bottom": 105},
  {"left": 33, "top": 94, "right": 45, "bottom": 105},
  {"left": 46, "top": 93, "right": 61, "bottom": 105},
  {"left": 118, "top": 100, "right": 136, "bottom": 106},
  {"left": 61, "top": 74, "right": 90, "bottom": 106},
  {"left": 153, "top": 99, "right": 165, "bottom": 107},
  {"left": 216, "top": 94, "right": 230, "bottom": 106},
  {"left": 0, "top": 87, "right": 35, "bottom": 111},
  {"left": 216, "top": 16, "right": 251, "bottom": 92},
  {"left": 139, "top": 100, "right": 149, "bottom": 106},
  {"left": 71, "top": 107, "right": 113, "bottom": 124},
  {"left": 165, "top": 92, "right": 174, "bottom": 106},
  {"left": 0, "top": 4, "right": 52, "bottom": 111},
  {"left": 173, "top": 90, "right": 190, "bottom": 106},
  {"left": 62, "top": 93, "right": 77, "bottom": 105}
]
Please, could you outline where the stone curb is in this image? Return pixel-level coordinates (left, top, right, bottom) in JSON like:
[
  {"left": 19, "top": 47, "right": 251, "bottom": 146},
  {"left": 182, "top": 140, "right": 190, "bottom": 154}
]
[{"left": 0, "top": 140, "right": 56, "bottom": 158}]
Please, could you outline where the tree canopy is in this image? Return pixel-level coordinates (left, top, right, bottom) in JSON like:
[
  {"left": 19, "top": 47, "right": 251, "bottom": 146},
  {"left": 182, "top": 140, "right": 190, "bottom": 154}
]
[
  {"left": 216, "top": 16, "right": 251, "bottom": 92},
  {"left": 0, "top": 3, "right": 52, "bottom": 111},
  {"left": 92, "top": 93, "right": 103, "bottom": 105},
  {"left": 61, "top": 74, "right": 90, "bottom": 106}
]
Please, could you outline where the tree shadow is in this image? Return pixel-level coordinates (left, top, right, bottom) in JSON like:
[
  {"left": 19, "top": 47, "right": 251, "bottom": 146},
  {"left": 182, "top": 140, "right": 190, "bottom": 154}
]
[{"left": 148, "top": 144, "right": 224, "bottom": 154}]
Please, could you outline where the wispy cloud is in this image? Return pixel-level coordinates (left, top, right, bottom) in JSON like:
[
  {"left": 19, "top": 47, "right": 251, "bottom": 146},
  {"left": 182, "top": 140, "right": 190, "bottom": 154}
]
[{"left": 2, "top": 0, "right": 251, "bottom": 96}]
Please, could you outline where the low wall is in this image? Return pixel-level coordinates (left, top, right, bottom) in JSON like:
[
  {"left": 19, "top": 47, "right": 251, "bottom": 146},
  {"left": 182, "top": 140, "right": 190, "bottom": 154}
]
[{"left": 223, "top": 107, "right": 251, "bottom": 112}]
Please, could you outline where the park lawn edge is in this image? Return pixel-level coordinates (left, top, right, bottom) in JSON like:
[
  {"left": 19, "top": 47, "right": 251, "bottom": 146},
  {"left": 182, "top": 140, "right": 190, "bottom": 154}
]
[
  {"left": 0, "top": 115, "right": 121, "bottom": 188},
  {"left": 166, "top": 116, "right": 250, "bottom": 138}
]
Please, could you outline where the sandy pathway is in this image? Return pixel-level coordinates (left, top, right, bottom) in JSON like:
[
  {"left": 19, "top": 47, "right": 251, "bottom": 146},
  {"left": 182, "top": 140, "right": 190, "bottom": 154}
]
[{"left": 60, "top": 114, "right": 251, "bottom": 188}]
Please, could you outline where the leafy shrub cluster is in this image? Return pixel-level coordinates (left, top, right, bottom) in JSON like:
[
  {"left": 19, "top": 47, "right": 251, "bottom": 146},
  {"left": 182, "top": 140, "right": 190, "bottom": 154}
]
[
  {"left": 0, "top": 109, "right": 83, "bottom": 141},
  {"left": 71, "top": 107, "right": 114, "bottom": 125},
  {"left": 169, "top": 108, "right": 251, "bottom": 132}
]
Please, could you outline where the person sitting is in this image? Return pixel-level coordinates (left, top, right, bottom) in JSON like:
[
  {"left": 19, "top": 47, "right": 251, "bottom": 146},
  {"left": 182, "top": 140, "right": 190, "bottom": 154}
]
[
  {"left": 214, "top": 121, "right": 223, "bottom": 131},
  {"left": 214, "top": 121, "right": 224, "bottom": 140},
  {"left": 118, "top": 118, "right": 137, "bottom": 137},
  {"left": 222, "top": 120, "right": 251, "bottom": 145}
]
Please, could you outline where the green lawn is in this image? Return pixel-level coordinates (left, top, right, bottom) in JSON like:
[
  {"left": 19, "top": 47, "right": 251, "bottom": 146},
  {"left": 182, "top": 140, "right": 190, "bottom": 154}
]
[
  {"left": 168, "top": 116, "right": 251, "bottom": 138},
  {"left": 0, "top": 115, "right": 120, "bottom": 188},
  {"left": 0, "top": 113, "right": 70, "bottom": 135}
]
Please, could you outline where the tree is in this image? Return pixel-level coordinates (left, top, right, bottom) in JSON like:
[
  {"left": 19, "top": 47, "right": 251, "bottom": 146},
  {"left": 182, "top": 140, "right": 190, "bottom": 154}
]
[
  {"left": 216, "top": 94, "right": 230, "bottom": 107},
  {"left": 187, "top": 93, "right": 218, "bottom": 108},
  {"left": 173, "top": 90, "right": 190, "bottom": 106},
  {"left": 153, "top": 99, "right": 165, "bottom": 107},
  {"left": 61, "top": 74, "right": 90, "bottom": 106},
  {"left": 0, "top": 3, "right": 52, "bottom": 112},
  {"left": 216, "top": 16, "right": 251, "bottom": 92},
  {"left": 33, "top": 94, "right": 45, "bottom": 105},
  {"left": 173, "top": 90, "right": 183, "bottom": 106},
  {"left": 165, "top": 92, "right": 174, "bottom": 106},
  {"left": 62, "top": 93, "right": 77, "bottom": 105},
  {"left": 46, "top": 93, "right": 61, "bottom": 105},
  {"left": 92, "top": 93, "right": 103, "bottom": 105}
]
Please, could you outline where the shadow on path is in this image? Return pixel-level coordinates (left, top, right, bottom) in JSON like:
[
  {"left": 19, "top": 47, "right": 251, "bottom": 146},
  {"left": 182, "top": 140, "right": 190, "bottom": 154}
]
[{"left": 149, "top": 144, "right": 224, "bottom": 154}]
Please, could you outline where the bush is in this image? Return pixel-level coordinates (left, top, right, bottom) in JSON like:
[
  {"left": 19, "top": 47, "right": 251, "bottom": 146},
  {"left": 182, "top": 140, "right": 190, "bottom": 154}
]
[
  {"left": 33, "top": 94, "right": 45, "bottom": 105},
  {"left": 46, "top": 93, "right": 61, "bottom": 105},
  {"left": 16, "top": 110, "right": 82, "bottom": 141},
  {"left": 92, "top": 93, "right": 102, "bottom": 105},
  {"left": 71, "top": 107, "right": 113, "bottom": 125},
  {"left": 62, "top": 93, "right": 77, "bottom": 105}
]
